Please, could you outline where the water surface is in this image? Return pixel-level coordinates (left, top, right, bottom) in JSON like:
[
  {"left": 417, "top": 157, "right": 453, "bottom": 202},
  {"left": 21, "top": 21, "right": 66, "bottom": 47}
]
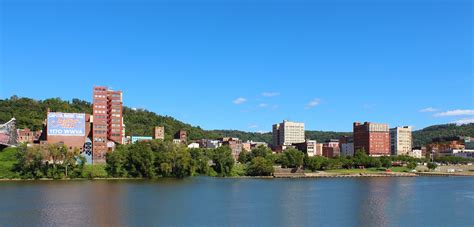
[{"left": 0, "top": 177, "right": 472, "bottom": 226}]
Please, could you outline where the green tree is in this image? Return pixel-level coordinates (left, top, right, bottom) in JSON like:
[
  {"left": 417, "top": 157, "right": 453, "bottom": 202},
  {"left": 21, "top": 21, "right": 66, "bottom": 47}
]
[
  {"left": 238, "top": 150, "right": 250, "bottom": 164},
  {"left": 427, "top": 162, "right": 438, "bottom": 170},
  {"left": 105, "top": 146, "right": 128, "bottom": 177},
  {"left": 279, "top": 148, "right": 304, "bottom": 168},
  {"left": 210, "top": 146, "right": 234, "bottom": 177},
  {"left": 380, "top": 156, "right": 392, "bottom": 168},
  {"left": 126, "top": 142, "right": 155, "bottom": 178},
  {"left": 246, "top": 157, "right": 274, "bottom": 176}
]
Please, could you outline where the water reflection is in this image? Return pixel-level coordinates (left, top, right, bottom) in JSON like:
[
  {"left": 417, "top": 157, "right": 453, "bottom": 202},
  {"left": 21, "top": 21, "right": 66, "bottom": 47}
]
[{"left": 0, "top": 177, "right": 472, "bottom": 226}]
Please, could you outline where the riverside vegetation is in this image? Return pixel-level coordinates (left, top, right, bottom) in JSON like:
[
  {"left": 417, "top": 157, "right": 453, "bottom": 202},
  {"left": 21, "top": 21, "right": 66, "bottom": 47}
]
[
  {"left": 1, "top": 140, "right": 471, "bottom": 180},
  {"left": 2, "top": 96, "right": 474, "bottom": 146}
]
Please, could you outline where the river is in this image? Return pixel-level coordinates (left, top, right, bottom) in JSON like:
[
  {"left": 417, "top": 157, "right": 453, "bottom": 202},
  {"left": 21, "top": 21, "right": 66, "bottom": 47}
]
[{"left": 0, "top": 177, "right": 472, "bottom": 226}]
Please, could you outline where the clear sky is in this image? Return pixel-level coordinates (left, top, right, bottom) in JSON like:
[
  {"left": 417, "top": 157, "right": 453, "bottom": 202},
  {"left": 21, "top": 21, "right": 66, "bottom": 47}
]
[{"left": 0, "top": 0, "right": 473, "bottom": 132}]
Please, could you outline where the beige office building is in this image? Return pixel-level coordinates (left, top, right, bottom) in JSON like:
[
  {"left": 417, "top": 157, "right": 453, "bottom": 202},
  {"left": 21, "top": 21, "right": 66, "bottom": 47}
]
[
  {"left": 390, "top": 126, "right": 412, "bottom": 156},
  {"left": 272, "top": 120, "right": 305, "bottom": 147}
]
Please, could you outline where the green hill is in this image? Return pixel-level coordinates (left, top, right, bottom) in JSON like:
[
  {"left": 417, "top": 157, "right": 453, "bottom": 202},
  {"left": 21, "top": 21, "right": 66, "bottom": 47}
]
[{"left": 1, "top": 96, "right": 473, "bottom": 147}]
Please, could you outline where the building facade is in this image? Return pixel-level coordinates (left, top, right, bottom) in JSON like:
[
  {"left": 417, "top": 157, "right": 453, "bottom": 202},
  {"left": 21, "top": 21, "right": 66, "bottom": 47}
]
[
  {"left": 154, "top": 126, "right": 165, "bottom": 140},
  {"left": 294, "top": 140, "right": 317, "bottom": 157},
  {"left": 353, "top": 122, "right": 390, "bottom": 156},
  {"left": 390, "top": 126, "right": 412, "bottom": 156},
  {"left": 92, "top": 86, "right": 124, "bottom": 164},
  {"left": 272, "top": 120, "right": 305, "bottom": 148},
  {"left": 340, "top": 136, "right": 354, "bottom": 157}
]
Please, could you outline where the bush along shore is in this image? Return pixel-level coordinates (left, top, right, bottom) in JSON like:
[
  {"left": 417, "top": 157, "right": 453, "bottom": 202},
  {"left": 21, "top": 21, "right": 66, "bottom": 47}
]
[{"left": 0, "top": 141, "right": 472, "bottom": 180}]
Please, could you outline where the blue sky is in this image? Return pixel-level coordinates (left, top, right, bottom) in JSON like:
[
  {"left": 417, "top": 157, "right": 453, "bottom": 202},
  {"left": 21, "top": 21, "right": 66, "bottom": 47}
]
[{"left": 0, "top": 0, "right": 473, "bottom": 132}]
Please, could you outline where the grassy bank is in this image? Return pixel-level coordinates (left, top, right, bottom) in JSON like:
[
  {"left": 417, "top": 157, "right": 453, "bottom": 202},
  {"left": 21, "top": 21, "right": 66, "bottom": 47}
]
[{"left": 0, "top": 147, "right": 19, "bottom": 179}]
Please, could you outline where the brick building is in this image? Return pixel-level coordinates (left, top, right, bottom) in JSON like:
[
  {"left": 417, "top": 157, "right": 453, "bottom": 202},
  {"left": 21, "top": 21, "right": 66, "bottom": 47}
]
[
  {"left": 353, "top": 122, "right": 390, "bottom": 156},
  {"left": 92, "top": 86, "right": 124, "bottom": 163},
  {"left": 154, "top": 126, "right": 165, "bottom": 140}
]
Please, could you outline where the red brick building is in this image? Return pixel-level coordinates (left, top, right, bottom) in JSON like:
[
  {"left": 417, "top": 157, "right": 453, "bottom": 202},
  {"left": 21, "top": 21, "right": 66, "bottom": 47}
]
[
  {"left": 353, "top": 122, "right": 390, "bottom": 156},
  {"left": 92, "top": 86, "right": 124, "bottom": 163},
  {"left": 175, "top": 130, "right": 187, "bottom": 143},
  {"left": 17, "top": 128, "right": 41, "bottom": 144}
]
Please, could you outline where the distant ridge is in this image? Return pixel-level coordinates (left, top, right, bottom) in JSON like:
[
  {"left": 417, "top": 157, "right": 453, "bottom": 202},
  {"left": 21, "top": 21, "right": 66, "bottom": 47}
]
[{"left": 1, "top": 96, "right": 473, "bottom": 147}]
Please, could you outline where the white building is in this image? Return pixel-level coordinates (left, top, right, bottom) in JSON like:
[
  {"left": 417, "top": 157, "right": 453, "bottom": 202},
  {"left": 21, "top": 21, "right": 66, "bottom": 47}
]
[
  {"left": 390, "top": 126, "right": 412, "bottom": 156},
  {"left": 409, "top": 149, "right": 423, "bottom": 159},
  {"left": 187, "top": 142, "right": 200, "bottom": 149},
  {"left": 341, "top": 143, "right": 354, "bottom": 157},
  {"left": 272, "top": 120, "right": 305, "bottom": 147}
]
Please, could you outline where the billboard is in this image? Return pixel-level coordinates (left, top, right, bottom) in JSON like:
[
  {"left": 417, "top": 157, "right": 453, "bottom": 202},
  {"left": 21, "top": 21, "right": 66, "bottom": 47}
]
[{"left": 47, "top": 112, "right": 85, "bottom": 136}]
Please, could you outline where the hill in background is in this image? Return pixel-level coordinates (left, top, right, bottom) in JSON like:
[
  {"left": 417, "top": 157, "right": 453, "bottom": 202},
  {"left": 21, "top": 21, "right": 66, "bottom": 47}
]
[{"left": 1, "top": 96, "right": 473, "bottom": 147}]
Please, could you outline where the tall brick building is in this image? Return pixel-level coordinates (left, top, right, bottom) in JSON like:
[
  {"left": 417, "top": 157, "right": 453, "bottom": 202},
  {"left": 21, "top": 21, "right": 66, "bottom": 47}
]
[
  {"left": 353, "top": 122, "right": 390, "bottom": 156},
  {"left": 92, "top": 86, "right": 124, "bottom": 163}
]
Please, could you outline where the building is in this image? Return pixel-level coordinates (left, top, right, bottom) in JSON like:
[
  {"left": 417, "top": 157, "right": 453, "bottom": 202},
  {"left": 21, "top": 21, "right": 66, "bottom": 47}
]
[
  {"left": 187, "top": 142, "right": 200, "bottom": 149},
  {"left": 221, "top": 137, "right": 243, "bottom": 160},
  {"left": 427, "top": 137, "right": 473, "bottom": 158},
  {"left": 174, "top": 130, "right": 187, "bottom": 144},
  {"left": 409, "top": 148, "right": 424, "bottom": 159},
  {"left": 353, "top": 122, "right": 390, "bottom": 156},
  {"left": 339, "top": 136, "right": 354, "bottom": 157},
  {"left": 45, "top": 112, "right": 92, "bottom": 152},
  {"left": 154, "top": 126, "right": 165, "bottom": 140},
  {"left": 92, "top": 86, "right": 124, "bottom": 164},
  {"left": 390, "top": 126, "right": 412, "bottom": 156},
  {"left": 322, "top": 139, "right": 340, "bottom": 158},
  {"left": 200, "top": 139, "right": 221, "bottom": 149},
  {"left": 242, "top": 140, "right": 268, "bottom": 151},
  {"left": 272, "top": 120, "right": 305, "bottom": 148},
  {"left": 294, "top": 140, "right": 317, "bottom": 157},
  {"left": 17, "top": 128, "right": 41, "bottom": 144},
  {"left": 130, "top": 136, "right": 153, "bottom": 144}
]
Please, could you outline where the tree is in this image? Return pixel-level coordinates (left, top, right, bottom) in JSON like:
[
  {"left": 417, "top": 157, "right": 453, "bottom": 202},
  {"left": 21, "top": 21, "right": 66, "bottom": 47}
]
[
  {"left": 106, "top": 146, "right": 128, "bottom": 177},
  {"left": 304, "top": 156, "right": 326, "bottom": 172},
  {"left": 246, "top": 157, "right": 274, "bottom": 176},
  {"left": 189, "top": 148, "right": 211, "bottom": 175},
  {"left": 427, "top": 162, "right": 438, "bottom": 170},
  {"left": 380, "top": 156, "right": 392, "bottom": 168},
  {"left": 279, "top": 148, "right": 304, "bottom": 168},
  {"left": 14, "top": 145, "right": 45, "bottom": 179},
  {"left": 126, "top": 142, "right": 155, "bottom": 178},
  {"left": 250, "top": 145, "right": 272, "bottom": 159},
  {"left": 238, "top": 150, "right": 250, "bottom": 164},
  {"left": 210, "top": 146, "right": 234, "bottom": 177},
  {"left": 407, "top": 162, "right": 417, "bottom": 170}
]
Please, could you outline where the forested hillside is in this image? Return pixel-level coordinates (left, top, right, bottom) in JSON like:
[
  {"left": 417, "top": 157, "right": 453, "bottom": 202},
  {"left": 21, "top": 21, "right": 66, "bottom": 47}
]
[{"left": 1, "top": 96, "right": 473, "bottom": 146}]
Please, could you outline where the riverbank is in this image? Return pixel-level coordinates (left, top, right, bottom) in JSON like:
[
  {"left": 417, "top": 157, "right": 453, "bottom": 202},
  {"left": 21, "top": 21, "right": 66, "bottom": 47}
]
[{"left": 2, "top": 171, "right": 474, "bottom": 181}]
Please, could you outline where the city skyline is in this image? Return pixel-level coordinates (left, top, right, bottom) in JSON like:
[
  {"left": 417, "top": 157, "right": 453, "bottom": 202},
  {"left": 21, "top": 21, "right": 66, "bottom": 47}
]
[{"left": 1, "top": 0, "right": 473, "bottom": 132}]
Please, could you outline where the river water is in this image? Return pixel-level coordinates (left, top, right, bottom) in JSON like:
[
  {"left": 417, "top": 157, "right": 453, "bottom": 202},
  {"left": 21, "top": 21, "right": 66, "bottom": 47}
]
[{"left": 0, "top": 177, "right": 472, "bottom": 226}]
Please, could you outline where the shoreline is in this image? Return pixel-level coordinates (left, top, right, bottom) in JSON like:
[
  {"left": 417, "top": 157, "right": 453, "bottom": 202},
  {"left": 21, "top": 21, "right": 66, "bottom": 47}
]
[{"left": 1, "top": 172, "right": 473, "bottom": 181}]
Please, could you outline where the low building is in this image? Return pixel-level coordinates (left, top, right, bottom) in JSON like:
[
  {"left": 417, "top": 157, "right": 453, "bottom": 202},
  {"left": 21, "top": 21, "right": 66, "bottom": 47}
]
[
  {"left": 427, "top": 137, "right": 465, "bottom": 158},
  {"left": 339, "top": 136, "right": 354, "bottom": 157},
  {"left": 322, "top": 139, "right": 340, "bottom": 158},
  {"left": 130, "top": 136, "right": 153, "bottom": 144},
  {"left": 187, "top": 142, "right": 200, "bottom": 149},
  {"left": 17, "top": 128, "right": 41, "bottom": 144},
  {"left": 242, "top": 140, "right": 268, "bottom": 151},
  {"left": 221, "top": 137, "right": 242, "bottom": 160},
  {"left": 199, "top": 139, "right": 221, "bottom": 149},
  {"left": 294, "top": 140, "right": 318, "bottom": 157},
  {"left": 409, "top": 148, "right": 424, "bottom": 159}
]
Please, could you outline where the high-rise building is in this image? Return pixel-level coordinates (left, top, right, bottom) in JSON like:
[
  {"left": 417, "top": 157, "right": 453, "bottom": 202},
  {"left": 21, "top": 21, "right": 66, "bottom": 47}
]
[
  {"left": 353, "top": 122, "right": 390, "bottom": 156},
  {"left": 154, "top": 126, "right": 165, "bottom": 140},
  {"left": 272, "top": 120, "right": 305, "bottom": 147},
  {"left": 92, "top": 86, "right": 124, "bottom": 163},
  {"left": 390, "top": 126, "right": 412, "bottom": 156}
]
